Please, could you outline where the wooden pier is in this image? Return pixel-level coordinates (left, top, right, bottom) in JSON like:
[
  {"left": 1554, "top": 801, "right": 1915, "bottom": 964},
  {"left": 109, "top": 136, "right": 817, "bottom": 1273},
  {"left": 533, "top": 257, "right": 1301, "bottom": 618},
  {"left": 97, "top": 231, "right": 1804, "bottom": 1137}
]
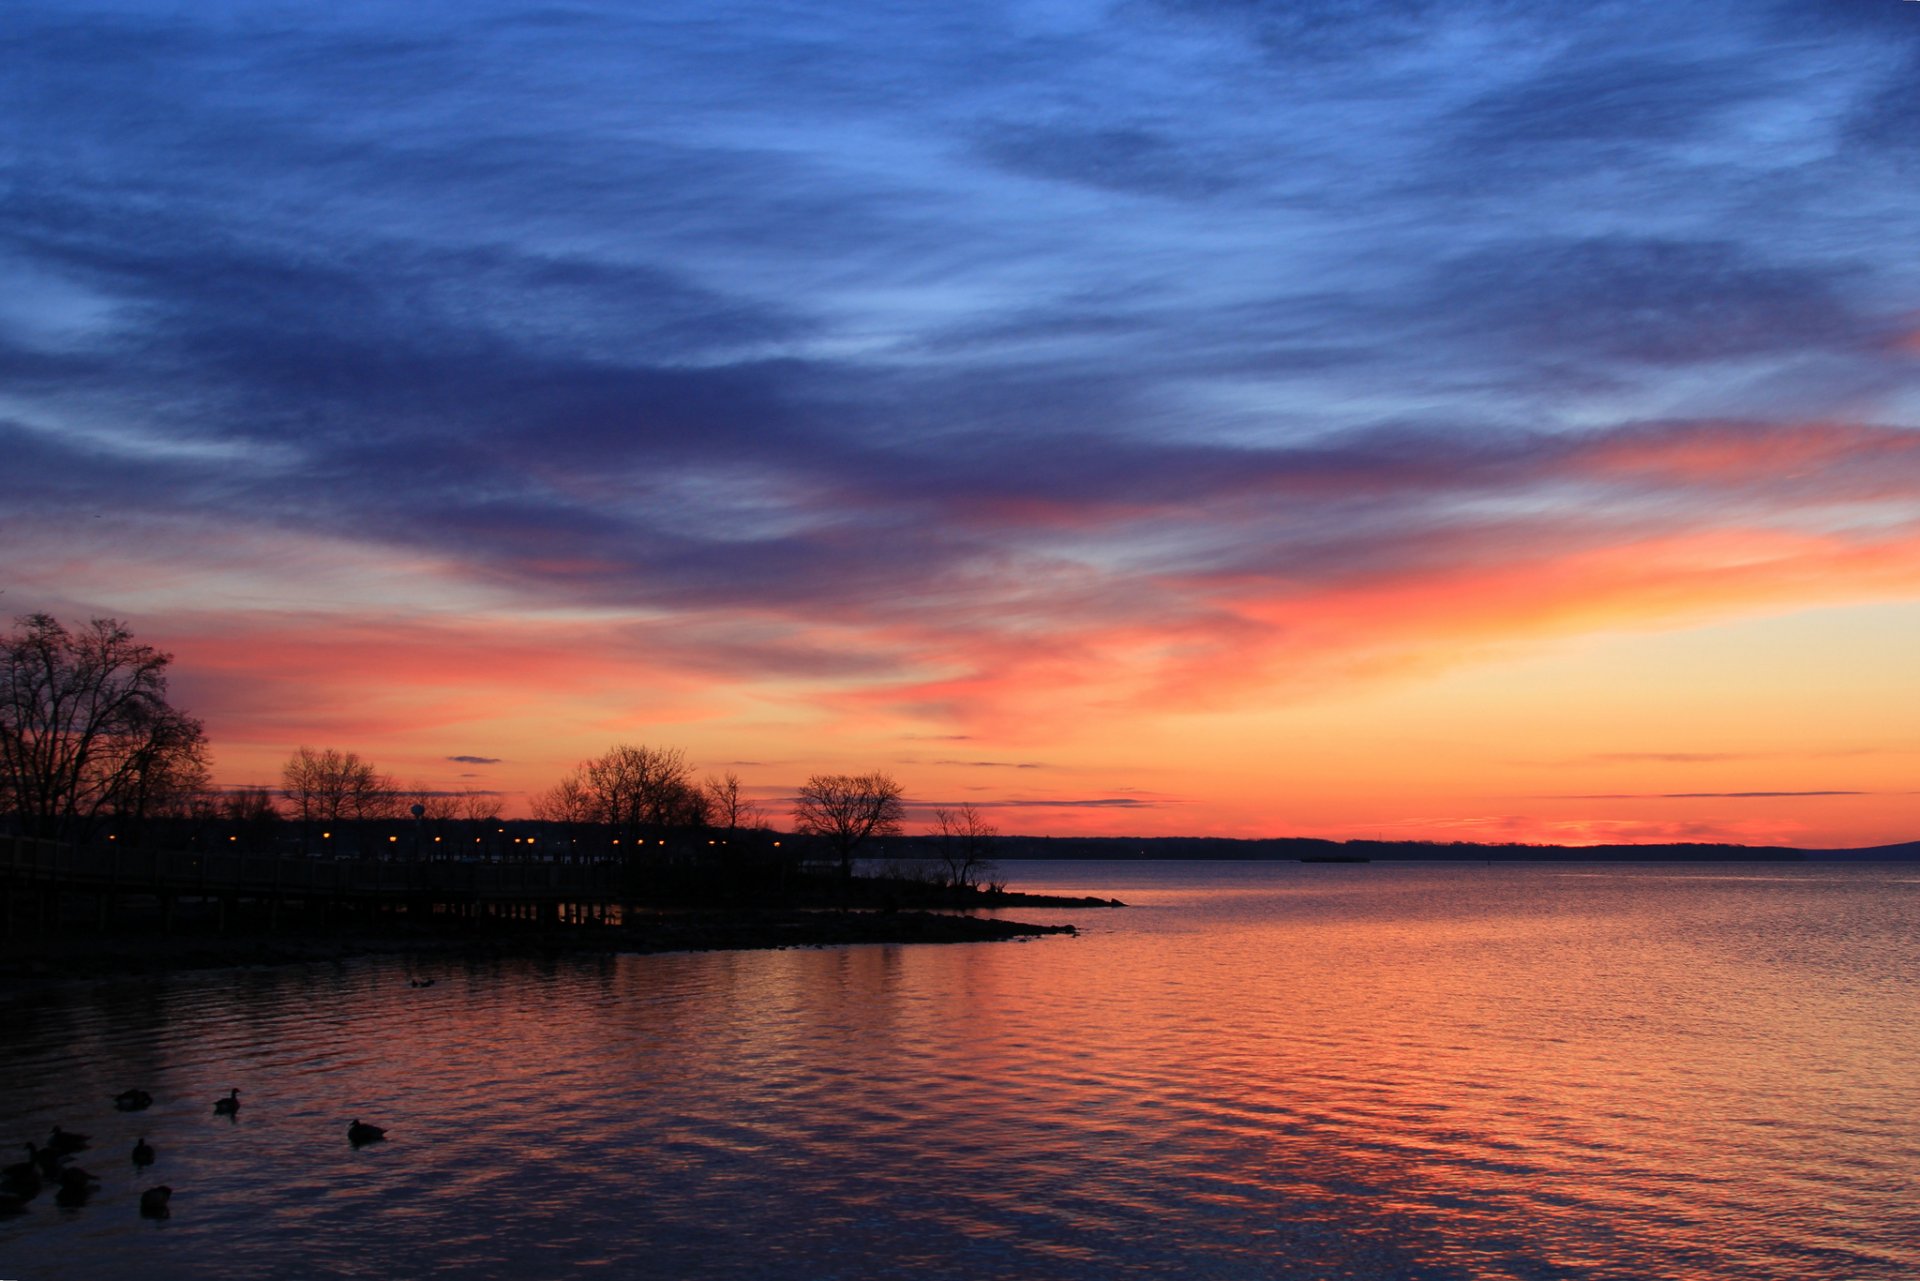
[{"left": 0, "top": 834, "right": 630, "bottom": 934}]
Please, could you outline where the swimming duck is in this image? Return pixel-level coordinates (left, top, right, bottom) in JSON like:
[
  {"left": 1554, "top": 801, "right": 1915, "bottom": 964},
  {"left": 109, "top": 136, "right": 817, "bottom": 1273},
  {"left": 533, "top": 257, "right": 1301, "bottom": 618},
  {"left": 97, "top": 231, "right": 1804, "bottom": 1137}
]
[
  {"left": 132, "top": 1137, "right": 155, "bottom": 1168},
  {"left": 0, "top": 1151, "right": 40, "bottom": 1199},
  {"left": 53, "top": 1166, "right": 98, "bottom": 1207},
  {"left": 139, "top": 1185, "right": 173, "bottom": 1218},
  {"left": 213, "top": 1089, "right": 240, "bottom": 1116},
  {"left": 47, "top": 1125, "right": 90, "bottom": 1155},
  {"left": 57, "top": 1166, "right": 98, "bottom": 1191},
  {"left": 347, "top": 1119, "right": 387, "bottom": 1146},
  {"left": 114, "top": 1088, "right": 154, "bottom": 1111}
]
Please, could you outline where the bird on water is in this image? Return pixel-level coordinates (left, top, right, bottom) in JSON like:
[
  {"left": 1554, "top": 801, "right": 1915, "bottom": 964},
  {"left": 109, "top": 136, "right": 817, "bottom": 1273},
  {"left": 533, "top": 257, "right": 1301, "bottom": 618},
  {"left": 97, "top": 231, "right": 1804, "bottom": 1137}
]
[
  {"left": 47, "top": 1125, "right": 90, "bottom": 1155},
  {"left": 347, "top": 1120, "right": 387, "bottom": 1146},
  {"left": 214, "top": 1089, "right": 240, "bottom": 1116},
  {"left": 114, "top": 1088, "right": 154, "bottom": 1111},
  {"left": 139, "top": 1185, "right": 173, "bottom": 1218},
  {"left": 54, "top": 1166, "right": 99, "bottom": 1207},
  {"left": 132, "top": 1137, "right": 155, "bottom": 1168},
  {"left": 1, "top": 1150, "right": 41, "bottom": 1198}
]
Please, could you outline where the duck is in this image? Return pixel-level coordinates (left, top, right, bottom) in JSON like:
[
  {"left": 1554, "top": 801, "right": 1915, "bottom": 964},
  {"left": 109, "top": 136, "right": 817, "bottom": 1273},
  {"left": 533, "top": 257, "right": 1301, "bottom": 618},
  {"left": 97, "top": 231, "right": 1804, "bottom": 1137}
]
[
  {"left": 47, "top": 1125, "right": 91, "bottom": 1155},
  {"left": 347, "top": 1119, "right": 387, "bottom": 1146},
  {"left": 132, "top": 1137, "right": 155, "bottom": 1168},
  {"left": 213, "top": 1088, "right": 240, "bottom": 1116},
  {"left": 0, "top": 1151, "right": 40, "bottom": 1199},
  {"left": 53, "top": 1166, "right": 98, "bottom": 1208},
  {"left": 114, "top": 1088, "right": 154, "bottom": 1111},
  {"left": 57, "top": 1166, "right": 98, "bottom": 1191},
  {"left": 27, "top": 1141, "right": 63, "bottom": 1179},
  {"left": 408, "top": 977, "right": 435, "bottom": 988},
  {"left": 139, "top": 1185, "right": 173, "bottom": 1218}
]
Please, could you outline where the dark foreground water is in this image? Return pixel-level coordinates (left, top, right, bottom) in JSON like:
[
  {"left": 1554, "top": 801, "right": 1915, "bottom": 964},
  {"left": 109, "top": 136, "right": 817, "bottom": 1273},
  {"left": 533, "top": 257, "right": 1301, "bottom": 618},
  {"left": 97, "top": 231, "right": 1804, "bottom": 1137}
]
[{"left": 3, "top": 861, "right": 1918, "bottom": 1280}]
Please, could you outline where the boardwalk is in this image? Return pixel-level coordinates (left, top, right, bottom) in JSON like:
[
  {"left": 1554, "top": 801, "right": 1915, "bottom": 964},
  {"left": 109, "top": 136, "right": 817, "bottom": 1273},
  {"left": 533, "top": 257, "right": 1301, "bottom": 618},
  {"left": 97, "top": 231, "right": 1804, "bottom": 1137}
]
[{"left": 0, "top": 834, "right": 628, "bottom": 932}]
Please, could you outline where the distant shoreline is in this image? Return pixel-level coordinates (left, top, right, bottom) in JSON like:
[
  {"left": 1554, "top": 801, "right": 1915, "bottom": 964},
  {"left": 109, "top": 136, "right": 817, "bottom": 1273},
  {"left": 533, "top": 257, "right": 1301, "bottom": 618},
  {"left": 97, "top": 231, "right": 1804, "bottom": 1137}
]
[{"left": 979, "top": 837, "right": 1920, "bottom": 861}]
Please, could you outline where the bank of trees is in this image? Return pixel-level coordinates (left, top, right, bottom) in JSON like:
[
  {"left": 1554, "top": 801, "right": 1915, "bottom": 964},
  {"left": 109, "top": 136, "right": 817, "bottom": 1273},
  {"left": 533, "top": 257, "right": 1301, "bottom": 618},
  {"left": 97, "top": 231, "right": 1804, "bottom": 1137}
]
[
  {"left": 1, "top": 613, "right": 958, "bottom": 882},
  {"left": 0, "top": 614, "right": 209, "bottom": 843}
]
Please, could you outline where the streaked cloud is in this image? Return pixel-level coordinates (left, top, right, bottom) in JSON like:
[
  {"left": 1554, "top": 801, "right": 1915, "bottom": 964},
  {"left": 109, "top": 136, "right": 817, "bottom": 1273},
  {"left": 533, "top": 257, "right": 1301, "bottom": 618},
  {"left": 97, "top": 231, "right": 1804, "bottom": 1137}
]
[{"left": 5, "top": 0, "right": 1918, "bottom": 845}]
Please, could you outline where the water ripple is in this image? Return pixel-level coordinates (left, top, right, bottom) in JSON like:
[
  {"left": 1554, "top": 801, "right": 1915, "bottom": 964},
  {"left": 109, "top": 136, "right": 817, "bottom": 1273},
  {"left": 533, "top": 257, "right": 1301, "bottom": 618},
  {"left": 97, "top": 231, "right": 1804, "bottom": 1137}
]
[{"left": 4, "top": 862, "right": 1919, "bottom": 1279}]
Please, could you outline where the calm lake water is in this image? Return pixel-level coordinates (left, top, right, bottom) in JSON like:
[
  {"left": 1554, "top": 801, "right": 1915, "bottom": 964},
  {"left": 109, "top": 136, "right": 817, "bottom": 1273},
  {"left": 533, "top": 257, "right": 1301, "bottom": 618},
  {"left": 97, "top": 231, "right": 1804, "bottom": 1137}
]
[{"left": 4, "top": 860, "right": 1918, "bottom": 1280}]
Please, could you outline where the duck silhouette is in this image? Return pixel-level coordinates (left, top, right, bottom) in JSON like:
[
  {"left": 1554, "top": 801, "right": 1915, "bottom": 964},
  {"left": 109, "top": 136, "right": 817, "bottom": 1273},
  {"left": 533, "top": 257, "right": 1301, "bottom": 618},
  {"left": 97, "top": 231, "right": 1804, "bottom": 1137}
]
[
  {"left": 114, "top": 1088, "right": 154, "bottom": 1111},
  {"left": 47, "top": 1125, "right": 90, "bottom": 1155},
  {"left": 139, "top": 1185, "right": 173, "bottom": 1218},
  {"left": 132, "top": 1137, "right": 155, "bottom": 1168},
  {"left": 54, "top": 1166, "right": 98, "bottom": 1208},
  {"left": 347, "top": 1120, "right": 387, "bottom": 1146},
  {"left": 26, "top": 1142, "right": 62, "bottom": 1179},
  {"left": 0, "top": 1150, "right": 40, "bottom": 1199},
  {"left": 213, "top": 1089, "right": 240, "bottom": 1116}
]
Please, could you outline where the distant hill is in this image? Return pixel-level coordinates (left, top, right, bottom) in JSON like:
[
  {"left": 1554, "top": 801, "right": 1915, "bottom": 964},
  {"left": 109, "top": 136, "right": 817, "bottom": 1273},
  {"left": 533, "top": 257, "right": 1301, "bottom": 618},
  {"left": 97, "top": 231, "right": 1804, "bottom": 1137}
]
[
  {"left": 1800, "top": 840, "right": 1920, "bottom": 861},
  {"left": 981, "top": 835, "right": 1920, "bottom": 861}
]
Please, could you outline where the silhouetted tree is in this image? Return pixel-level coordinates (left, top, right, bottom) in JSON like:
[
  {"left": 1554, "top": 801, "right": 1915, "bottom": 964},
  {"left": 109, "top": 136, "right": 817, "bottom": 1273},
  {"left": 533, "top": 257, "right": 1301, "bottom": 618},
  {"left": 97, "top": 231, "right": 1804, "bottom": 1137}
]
[
  {"left": 530, "top": 774, "right": 594, "bottom": 824},
  {"left": 704, "top": 770, "right": 761, "bottom": 834},
  {"left": 930, "top": 803, "right": 998, "bottom": 890},
  {"left": 459, "top": 787, "right": 502, "bottom": 823},
  {"left": 405, "top": 783, "right": 461, "bottom": 823},
  {"left": 220, "top": 786, "right": 282, "bottom": 851},
  {"left": 458, "top": 787, "right": 504, "bottom": 856},
  {"left": 539, "top": 744, "right": 708, "bottom": 850},
  {"left": 281, "top": 747, "right": 396, "bottom": 851},
  {"left": 0, "top": 614, "right": 209, "bottom": 843},
  {"left": 792, "top": 771, "right": 904, "bottom": 880}
]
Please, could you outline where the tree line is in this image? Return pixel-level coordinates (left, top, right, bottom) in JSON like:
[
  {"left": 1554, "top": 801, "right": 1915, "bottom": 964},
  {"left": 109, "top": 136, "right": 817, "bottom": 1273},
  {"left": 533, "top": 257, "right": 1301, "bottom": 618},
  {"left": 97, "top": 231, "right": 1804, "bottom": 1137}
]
[{"left": 2, "top": 614, "right": 999, "bottom": 888}]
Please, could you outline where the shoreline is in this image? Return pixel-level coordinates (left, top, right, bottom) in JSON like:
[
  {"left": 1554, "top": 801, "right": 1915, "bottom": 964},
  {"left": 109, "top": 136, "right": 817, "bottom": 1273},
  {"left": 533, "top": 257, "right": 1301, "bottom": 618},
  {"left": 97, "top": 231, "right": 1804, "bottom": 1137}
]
[{"left": 0, "top": 907, "right": 1086, "bottom": 987}]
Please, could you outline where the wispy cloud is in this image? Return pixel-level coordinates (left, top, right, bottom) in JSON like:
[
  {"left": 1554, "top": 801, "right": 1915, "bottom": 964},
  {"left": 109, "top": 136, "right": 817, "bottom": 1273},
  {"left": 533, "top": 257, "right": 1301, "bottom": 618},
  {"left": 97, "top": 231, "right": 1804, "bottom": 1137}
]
[
  {"left": 1557, "top": 791, "right": 1871, "bottom": 801},
  {"left": 934, "top": 759, "right": 1044, "bottom": 770},
  {"left": 6, "top": 0, "right": 1918, "bottom": 843}
]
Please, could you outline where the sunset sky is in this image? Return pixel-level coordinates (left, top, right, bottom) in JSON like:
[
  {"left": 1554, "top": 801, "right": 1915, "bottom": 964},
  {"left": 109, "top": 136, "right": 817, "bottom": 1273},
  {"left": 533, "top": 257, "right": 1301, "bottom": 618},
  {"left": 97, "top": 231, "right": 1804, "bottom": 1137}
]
[{"left": 6, "top": 1, "right": 1920, "bottom": 847}]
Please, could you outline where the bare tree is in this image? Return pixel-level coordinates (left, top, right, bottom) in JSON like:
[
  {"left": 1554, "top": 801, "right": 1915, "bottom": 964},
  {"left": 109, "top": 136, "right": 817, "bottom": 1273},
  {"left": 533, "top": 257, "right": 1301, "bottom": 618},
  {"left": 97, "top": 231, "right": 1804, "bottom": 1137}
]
[
  {"left": 930, "top": 803, "right": 999, "bottom": 890},
  {"left": 405, "top": 783, "right": 461, "bottom": 823},
  {"left": 529, "top": 774, "right": 593, "bottom": 825},
  {"left": 459, "top": 787, "right": 502, "bottom": 824},
  {"left": 792, "top": 771, "right": 904, "bottom": 880},
  {"left": 281, "top": 747, "right": 397, "bottom": 851},
  {"left": 220, "top": 786, "right": 282, "bottom": 851},
  {"left": 0, "top": 614, "right": 209, "bottom": 843},
  {"left": 579, "top": 744, "right": 708, "bottom": 840},
  {"left": 704, "top": 771, "right": 761, "bottom": 833}
]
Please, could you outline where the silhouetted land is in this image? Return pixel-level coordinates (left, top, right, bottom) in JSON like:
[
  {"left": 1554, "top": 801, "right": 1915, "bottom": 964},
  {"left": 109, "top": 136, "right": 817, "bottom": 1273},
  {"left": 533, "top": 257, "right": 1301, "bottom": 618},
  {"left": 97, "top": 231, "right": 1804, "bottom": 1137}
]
[
  {"left": 0, "top": 863, "right": 1117, "bottom": 984},
  {"left": 978, "top": 836, "right": 1920, "bottom": 861},
  {"left": 0, "top": 909, "right": 1083, "bottom": 984}
]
